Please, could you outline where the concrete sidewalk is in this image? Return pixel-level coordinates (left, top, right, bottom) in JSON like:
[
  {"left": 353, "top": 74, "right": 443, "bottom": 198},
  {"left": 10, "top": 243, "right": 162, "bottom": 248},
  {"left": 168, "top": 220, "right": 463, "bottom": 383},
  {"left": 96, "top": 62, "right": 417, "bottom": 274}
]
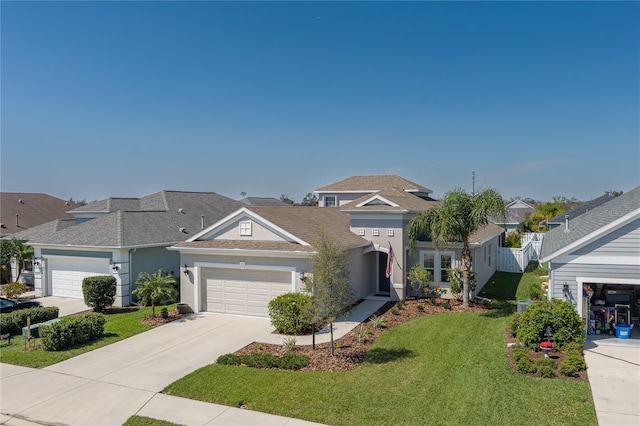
[
  {"left": 584, "top": 340, "right": 640, "bottom": 426},
  {"left": 257, "top": 297, "right": 387, "bottom": 346},
  {"left": 1, "top": 313, "right": 325, "bottom": 425}
]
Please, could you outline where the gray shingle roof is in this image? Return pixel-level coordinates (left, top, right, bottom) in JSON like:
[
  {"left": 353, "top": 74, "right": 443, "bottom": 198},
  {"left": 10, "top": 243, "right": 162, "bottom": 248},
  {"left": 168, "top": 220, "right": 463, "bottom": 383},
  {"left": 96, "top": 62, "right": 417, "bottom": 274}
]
[
  {"left": 24, "top": 191, "right": 243, "bottom": 248},
  {"left": 540, "top": 186, "right": 640, "bottom": 260},
  {"left": 240, "top": 197, "right": 291, "bottom": 207},
  {"left": 547, "top": 193, "right": 617, "bottom": 224},
  {"left": 1, "top": 193, "right": 78, "bottom": 236}
]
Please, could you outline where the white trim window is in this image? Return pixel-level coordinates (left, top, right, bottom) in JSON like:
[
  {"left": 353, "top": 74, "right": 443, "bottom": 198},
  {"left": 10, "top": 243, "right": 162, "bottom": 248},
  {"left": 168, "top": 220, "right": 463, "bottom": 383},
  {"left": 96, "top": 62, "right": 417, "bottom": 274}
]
[
  {"left": 324, "top": 195, "right": 337, "bottom": 207},
  {"left": 239, "top": 220, "right": 252, "bottom": 236},
  {"left": 421, "top": 251, "right": 455, "bottom": 285}
]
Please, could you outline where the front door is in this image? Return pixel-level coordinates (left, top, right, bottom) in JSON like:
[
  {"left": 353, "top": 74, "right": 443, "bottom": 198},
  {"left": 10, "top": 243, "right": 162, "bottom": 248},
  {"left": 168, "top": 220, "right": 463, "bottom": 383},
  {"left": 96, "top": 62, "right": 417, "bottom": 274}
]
[{"left": 378, "top": 253, "right": 391, "bottom": 295}]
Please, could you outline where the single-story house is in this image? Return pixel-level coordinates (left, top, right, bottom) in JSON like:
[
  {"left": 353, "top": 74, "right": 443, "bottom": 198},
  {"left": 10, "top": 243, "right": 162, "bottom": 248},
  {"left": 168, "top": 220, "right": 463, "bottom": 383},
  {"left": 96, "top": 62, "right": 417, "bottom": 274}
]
[
  {"left": 173, "top": 175, "right": 504, "bottom": 317},
  {"left": 539, "top": 186, "right": 640, "bottom": 333},
  {"left": 13, "top": 191, "right": 243, "bottom": 306}
]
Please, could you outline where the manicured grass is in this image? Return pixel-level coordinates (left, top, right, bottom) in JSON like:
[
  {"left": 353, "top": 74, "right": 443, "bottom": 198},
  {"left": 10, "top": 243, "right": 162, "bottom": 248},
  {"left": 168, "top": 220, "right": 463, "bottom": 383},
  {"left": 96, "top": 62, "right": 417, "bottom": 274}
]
[
  {"left": 123, "top": 416, "right": 183, "bottom": 426},
  {"left": 0, "top": 304, "right": 176, "bottom": 368},
  {"left": 163, "top": 288, "right": 596, "bottom": 426}
]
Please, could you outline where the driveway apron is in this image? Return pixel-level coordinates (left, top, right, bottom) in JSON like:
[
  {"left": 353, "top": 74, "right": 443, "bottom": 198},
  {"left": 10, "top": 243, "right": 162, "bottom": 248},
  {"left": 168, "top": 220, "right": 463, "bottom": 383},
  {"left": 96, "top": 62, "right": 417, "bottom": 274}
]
[{"left": 0, "top": 313, "right": 304, "bottom": 425}]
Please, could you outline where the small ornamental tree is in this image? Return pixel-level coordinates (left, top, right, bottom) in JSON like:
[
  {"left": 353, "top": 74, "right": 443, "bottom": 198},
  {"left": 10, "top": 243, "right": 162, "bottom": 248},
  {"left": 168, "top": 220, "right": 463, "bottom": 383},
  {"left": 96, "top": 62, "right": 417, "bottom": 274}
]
[
  {"left": 132, "top": 269, "right": 178, "bottom": 317},
  {"left": 307, "top": 231, "right": 354, "bottom": 356},
  {"left": 82, "top": 275, "right": 117, "bottom": 312}
]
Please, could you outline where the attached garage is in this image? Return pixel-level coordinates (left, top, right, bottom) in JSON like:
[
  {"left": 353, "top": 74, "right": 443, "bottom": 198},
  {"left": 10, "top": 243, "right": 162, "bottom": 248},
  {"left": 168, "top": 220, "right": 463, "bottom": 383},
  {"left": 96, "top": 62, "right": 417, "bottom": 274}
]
[
  {"left": 47, "top": 257, "right": 111, "bottom": 299},
  {"left": 203, "top": 268, "right": 294, "bottom": 317}
]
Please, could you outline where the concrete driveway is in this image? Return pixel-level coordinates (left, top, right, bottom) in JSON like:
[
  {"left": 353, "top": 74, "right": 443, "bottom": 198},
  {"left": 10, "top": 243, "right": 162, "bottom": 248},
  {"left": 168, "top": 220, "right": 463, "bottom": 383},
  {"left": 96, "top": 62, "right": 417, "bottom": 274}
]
[
  {"left": 1, "top": 313, "right": 323, "bottom": 425},
  {"left": 584, "top": 340, "right": 640, "bottom": 426}
]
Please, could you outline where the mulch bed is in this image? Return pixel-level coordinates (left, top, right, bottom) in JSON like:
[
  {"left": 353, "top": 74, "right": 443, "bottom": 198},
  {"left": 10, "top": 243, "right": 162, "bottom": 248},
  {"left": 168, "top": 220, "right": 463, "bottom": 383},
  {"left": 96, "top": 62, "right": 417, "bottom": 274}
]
[
  {"left": 69, "top": 306, "right": 194, "bottom": 327},
  {"left": 234, "top": 297, "right": 490, "bottom": 372},
  {"left": 505, "top": 326, "right": 588, "bottom": 382}
]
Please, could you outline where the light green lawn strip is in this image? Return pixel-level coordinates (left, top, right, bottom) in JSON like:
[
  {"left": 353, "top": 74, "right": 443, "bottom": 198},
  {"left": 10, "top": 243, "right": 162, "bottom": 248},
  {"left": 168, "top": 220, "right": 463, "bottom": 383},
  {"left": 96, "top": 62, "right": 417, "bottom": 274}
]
[
  {"left": 0, "top": 304, "right": 175, "bottom": 368},
  {"left": 163, "top": 311, "right": 596, "bottom": 426},
  {"left": 123, "top": 416, "right": 183, "bottom": 426}
]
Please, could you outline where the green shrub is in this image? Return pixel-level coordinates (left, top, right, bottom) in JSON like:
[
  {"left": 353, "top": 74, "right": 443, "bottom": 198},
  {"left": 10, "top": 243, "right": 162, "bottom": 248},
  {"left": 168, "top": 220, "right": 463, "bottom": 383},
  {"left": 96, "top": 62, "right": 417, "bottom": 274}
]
[
  {"left": 82, "top": 275, "right": 117, "bottom": 312},
  {"left": 217, "top": 352, "right": 309, "bottom": 370},
  {"left": 508, "top": 313, "right": 521, "bottom": 337},
  {"left": 564, "top": 342, "right": 584, "bottom": 355},
  {"left": 516, "top": 299, "right": 583, "bottom": 349},
  {"left": 40, "top": 314, "right": 105, "bottom": 351},
  {"left": 4, "top": 282, "right": 30, "bottom": 299},
  {"left": 516, "top": 356, "right": 536, "bottom": 374},
  {"left": 535, "top": 356, "right": 557, "bottom": 369},
  {"left": 537, "top": 365, "right": 556, "bottom": 378},
  {"left": 511, "top": 345, "right": 529, "bottom": 363},
  {"left": 559, "top": 354, "right": 587, "bottom": 377},
  {"left": 369, "top": 314, "right": 387, "bottom": 329},
  {"left": 416, "top": 304, "right": 424, "bottom": 312},
  {"left": 447, "top": 267, "right": 476, "bottom": 299},
  {"left": 0, "top": 306, "right": 59, "bottom": 335},
  {"left": 281, "top": 336, "right": 296, "bottom": 354},
  {"left": 268, "top": 293, "right": 313, "bottom": 335},
  {"left": 390, "top": 307, "right": 400, "bottom": 315},
  {"left": 352, "top": 324, "right": 367, "bottom": 343}
]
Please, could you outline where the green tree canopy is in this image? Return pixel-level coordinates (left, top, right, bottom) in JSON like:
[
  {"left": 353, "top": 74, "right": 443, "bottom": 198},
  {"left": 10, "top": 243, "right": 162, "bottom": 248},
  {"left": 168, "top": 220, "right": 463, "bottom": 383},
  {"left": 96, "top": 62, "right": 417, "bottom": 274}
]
[
  {"left": 407, "top": 187, "right": 507, "bottom": 307},
  {"left": 132, "top": 269, "right": 178, "bottom": 317},
  {"left": 307, "top": 231, "right": 353, "bottom": 355}
]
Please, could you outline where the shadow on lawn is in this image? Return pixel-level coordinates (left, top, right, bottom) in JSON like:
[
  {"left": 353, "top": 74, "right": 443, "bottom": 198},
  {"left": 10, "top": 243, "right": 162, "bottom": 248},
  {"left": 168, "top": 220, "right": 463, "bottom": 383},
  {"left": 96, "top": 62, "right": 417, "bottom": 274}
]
[
  {"left": 480, "top": 300, "right": 517, "bottom": 318},
  {"left": 363, "top": 347, "right": 416, "bottom": 364}
]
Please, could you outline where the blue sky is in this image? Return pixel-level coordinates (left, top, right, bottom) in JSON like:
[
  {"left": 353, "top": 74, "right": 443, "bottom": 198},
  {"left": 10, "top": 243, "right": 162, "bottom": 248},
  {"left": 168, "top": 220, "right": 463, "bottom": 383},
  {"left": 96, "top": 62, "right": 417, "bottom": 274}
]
[{"left": 2, "top": 1, "right": 638, "bottom": 203}]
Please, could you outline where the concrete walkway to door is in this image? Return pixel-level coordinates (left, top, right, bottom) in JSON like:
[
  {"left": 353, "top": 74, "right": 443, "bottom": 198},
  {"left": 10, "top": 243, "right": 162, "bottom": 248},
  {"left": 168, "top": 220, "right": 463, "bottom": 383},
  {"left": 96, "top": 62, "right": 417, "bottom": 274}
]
[{"left": 1, "top": 313, "right": 325, "bottom": 425}]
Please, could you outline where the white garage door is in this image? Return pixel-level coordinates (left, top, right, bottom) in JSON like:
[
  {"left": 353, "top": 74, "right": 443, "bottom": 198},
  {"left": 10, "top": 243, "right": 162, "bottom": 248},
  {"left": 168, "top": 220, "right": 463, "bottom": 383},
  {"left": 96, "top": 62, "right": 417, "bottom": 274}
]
[
  {"left": 48, "top": 257, "right": 111, "bottom": 299},
  {"left": 204, "top": 268, "right": 292, "bottom": 317}
]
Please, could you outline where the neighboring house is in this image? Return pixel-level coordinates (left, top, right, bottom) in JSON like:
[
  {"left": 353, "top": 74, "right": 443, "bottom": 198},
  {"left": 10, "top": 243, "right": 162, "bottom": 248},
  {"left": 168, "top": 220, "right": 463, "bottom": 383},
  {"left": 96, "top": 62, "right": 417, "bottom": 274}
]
[
  {"left": 491, "top": 199, "right": 535, "bottom": 234},
  {"left": 546, "top": 192, "right": 617, "bottom": 229},
  {"left": 1, "top": 193, "right": 78, "bottom": 238},
  {"left": 13, "top": 191, "right": 243, "bottom": 306},
  {"left": 240, "top": 197, "right": 291, "bottom": 207},
  {"left": 173, "top": 175, "right": 504, "bottom": 317},
  {"left": 539, "top": 186, "right": 640, "bottom": 331}
]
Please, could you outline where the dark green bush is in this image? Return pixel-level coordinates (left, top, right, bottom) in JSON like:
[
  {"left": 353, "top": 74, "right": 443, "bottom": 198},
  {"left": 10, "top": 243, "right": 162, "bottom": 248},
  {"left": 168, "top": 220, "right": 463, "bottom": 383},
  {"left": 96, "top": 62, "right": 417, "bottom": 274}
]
[
  {"left": 268, "top": 293, "right": 313, "bottom": 335},
  {"left": 508, "top": 313, "right": 521, "bottom": 337},
  {"left": 535, "top": 356, "right": 557, "bottom": 369},
  {"left": 511, "top": 345, "right": 529, "bottom": 363},
  {"left": 217, "top": 352, "right": 309, "bottom": 370},
  {"left": 559, "top": 354, "right": 587, "bottom": 377},
  {"left": 0, "top": 306, "right": 59, "bottom": 335},
  {"left": 40, "top": 314, "right": 105, "bottom": 351},
  {"left": 563, "top": 342, "right": 584, "bottom": 355},
  {"left": 537, "top": 365, "right": 555, "bottom": 378},
  {"left": 516, "top": 356, "right": 536, "bottom": 374},
  {"left": 82, "top": 275, "right": 117, "bottom": 312},
  {"left": 516, "top": 298, "right": 583, "bottom": 349}
]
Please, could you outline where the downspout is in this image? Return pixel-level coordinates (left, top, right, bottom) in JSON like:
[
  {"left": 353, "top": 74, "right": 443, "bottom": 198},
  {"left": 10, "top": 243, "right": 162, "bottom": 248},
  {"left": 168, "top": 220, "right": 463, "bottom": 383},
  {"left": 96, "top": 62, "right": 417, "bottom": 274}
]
[{"left": 129, "top": 248, "right": 137, "bottom": 305}]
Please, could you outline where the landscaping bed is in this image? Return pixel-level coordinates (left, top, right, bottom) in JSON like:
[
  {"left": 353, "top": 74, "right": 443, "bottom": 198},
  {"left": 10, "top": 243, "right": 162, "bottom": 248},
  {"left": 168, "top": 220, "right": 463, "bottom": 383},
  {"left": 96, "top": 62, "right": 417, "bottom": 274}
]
[{"left": 233, "top": 297, "right": 490, "bottom": 372}]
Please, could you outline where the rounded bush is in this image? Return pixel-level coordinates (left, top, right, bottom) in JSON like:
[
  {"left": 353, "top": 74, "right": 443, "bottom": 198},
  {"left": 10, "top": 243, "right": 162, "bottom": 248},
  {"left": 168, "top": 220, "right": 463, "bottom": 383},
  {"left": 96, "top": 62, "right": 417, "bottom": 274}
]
[
  {"left": 40, "top": 314, "right": 105, "bottom": 351},
  {"left": 537, "top": 365, "right": 555, "bottom": 378},
  {"left": 515, "top": 298, "right": 583, "bottom": 349},
  {"left": 268, "top": 293, "right": 313, "bottom": 335},
  {"left": 559, "top": 354, "right": 587, "bottom": 377},
  {"left": 516, "top": 356, "right": 536, "bottom": 374},
  {"left": 82, "top": 275, "right": 117, "bottom": 312}
]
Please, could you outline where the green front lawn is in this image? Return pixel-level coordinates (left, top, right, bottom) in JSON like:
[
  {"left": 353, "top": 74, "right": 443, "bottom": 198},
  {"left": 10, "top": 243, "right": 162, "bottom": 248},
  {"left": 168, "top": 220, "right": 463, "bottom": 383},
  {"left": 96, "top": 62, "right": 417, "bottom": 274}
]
[
  {"left": 164, "top": 274, "right": 596, "bottom": 426},
  {"left": 123, "top": 416, "right": 182, "bottom": 426},
  {"left": 0, "top": 304, "right": 176, "bottom": 368}
]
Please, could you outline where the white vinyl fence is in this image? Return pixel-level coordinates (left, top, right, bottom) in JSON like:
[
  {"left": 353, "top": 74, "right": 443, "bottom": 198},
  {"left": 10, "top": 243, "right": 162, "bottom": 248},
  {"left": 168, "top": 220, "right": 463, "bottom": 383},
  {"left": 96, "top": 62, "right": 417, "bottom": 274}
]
[{"left": 497, "top": 233, "right": 544, "bottom": 273}]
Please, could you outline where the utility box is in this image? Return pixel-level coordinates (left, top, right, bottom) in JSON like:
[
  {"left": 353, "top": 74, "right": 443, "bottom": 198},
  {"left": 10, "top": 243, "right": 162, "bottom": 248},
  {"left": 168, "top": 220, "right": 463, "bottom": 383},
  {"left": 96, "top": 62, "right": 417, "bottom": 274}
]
[{"left": 517, "top": 300, "right": 533, "bottom": 313}]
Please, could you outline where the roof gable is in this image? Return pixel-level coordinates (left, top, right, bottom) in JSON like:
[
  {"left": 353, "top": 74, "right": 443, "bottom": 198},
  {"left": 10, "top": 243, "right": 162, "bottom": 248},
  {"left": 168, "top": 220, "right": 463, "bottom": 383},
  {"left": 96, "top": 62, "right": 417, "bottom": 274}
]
[
  {"left": 540, "top": 186, "right": 640, "bottom": 261},
  {"left": 506, "top": 199, "right": 534, "bottom": 210}
]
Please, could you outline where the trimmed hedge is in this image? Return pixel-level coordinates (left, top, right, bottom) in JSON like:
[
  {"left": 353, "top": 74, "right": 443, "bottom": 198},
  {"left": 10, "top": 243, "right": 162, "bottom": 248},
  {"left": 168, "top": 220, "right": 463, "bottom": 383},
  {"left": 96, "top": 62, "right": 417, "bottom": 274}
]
[
  {"left": 40, "top": 314, "right": 106, "bottom": 351},
  {"left": 559, "top": 354, "right": 587, "bottom": 377},
  {"left": 268, "top": 292, "right": 314, "bottom": 335},
  {"left": 82, "top": 275, "right": 117, "bottom": 312},
  {"left": 0, "top": 306, "right": 60, "bottom": 335},
  {"left": 217, "top": 352, "right": 310, "bottom": 370}
]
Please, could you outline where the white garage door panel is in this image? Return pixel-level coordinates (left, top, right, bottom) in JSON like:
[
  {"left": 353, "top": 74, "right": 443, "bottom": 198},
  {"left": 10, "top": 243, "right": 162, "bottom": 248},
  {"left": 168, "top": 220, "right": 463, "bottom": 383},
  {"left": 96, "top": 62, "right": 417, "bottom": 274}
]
[
  {"left": 204, "top": 268, "right": 292, "bottom": 317},
  {"left": 49, "top": 257, "right": 110, "bottom": 299}
]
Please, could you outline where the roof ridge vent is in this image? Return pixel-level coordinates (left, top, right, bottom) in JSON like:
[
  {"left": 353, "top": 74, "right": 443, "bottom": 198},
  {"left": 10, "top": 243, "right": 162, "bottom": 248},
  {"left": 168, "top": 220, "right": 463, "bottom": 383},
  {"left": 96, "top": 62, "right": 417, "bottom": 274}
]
[
  {"left": 178, "top": 208, "right": 185, "bottom": 213},
  {"left": 564, "top": 214, "right": 570, "bottom": 234}
]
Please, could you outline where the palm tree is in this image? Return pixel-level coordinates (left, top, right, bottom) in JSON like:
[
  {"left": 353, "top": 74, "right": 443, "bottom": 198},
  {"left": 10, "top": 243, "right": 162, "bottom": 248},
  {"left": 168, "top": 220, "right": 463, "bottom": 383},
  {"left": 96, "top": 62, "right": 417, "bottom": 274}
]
[
  {"left": 407, "top": 188, "right": 507, "bottom": 308},
  {"left": 132, "top": 269, "right": 178, "bottom": 317}
]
